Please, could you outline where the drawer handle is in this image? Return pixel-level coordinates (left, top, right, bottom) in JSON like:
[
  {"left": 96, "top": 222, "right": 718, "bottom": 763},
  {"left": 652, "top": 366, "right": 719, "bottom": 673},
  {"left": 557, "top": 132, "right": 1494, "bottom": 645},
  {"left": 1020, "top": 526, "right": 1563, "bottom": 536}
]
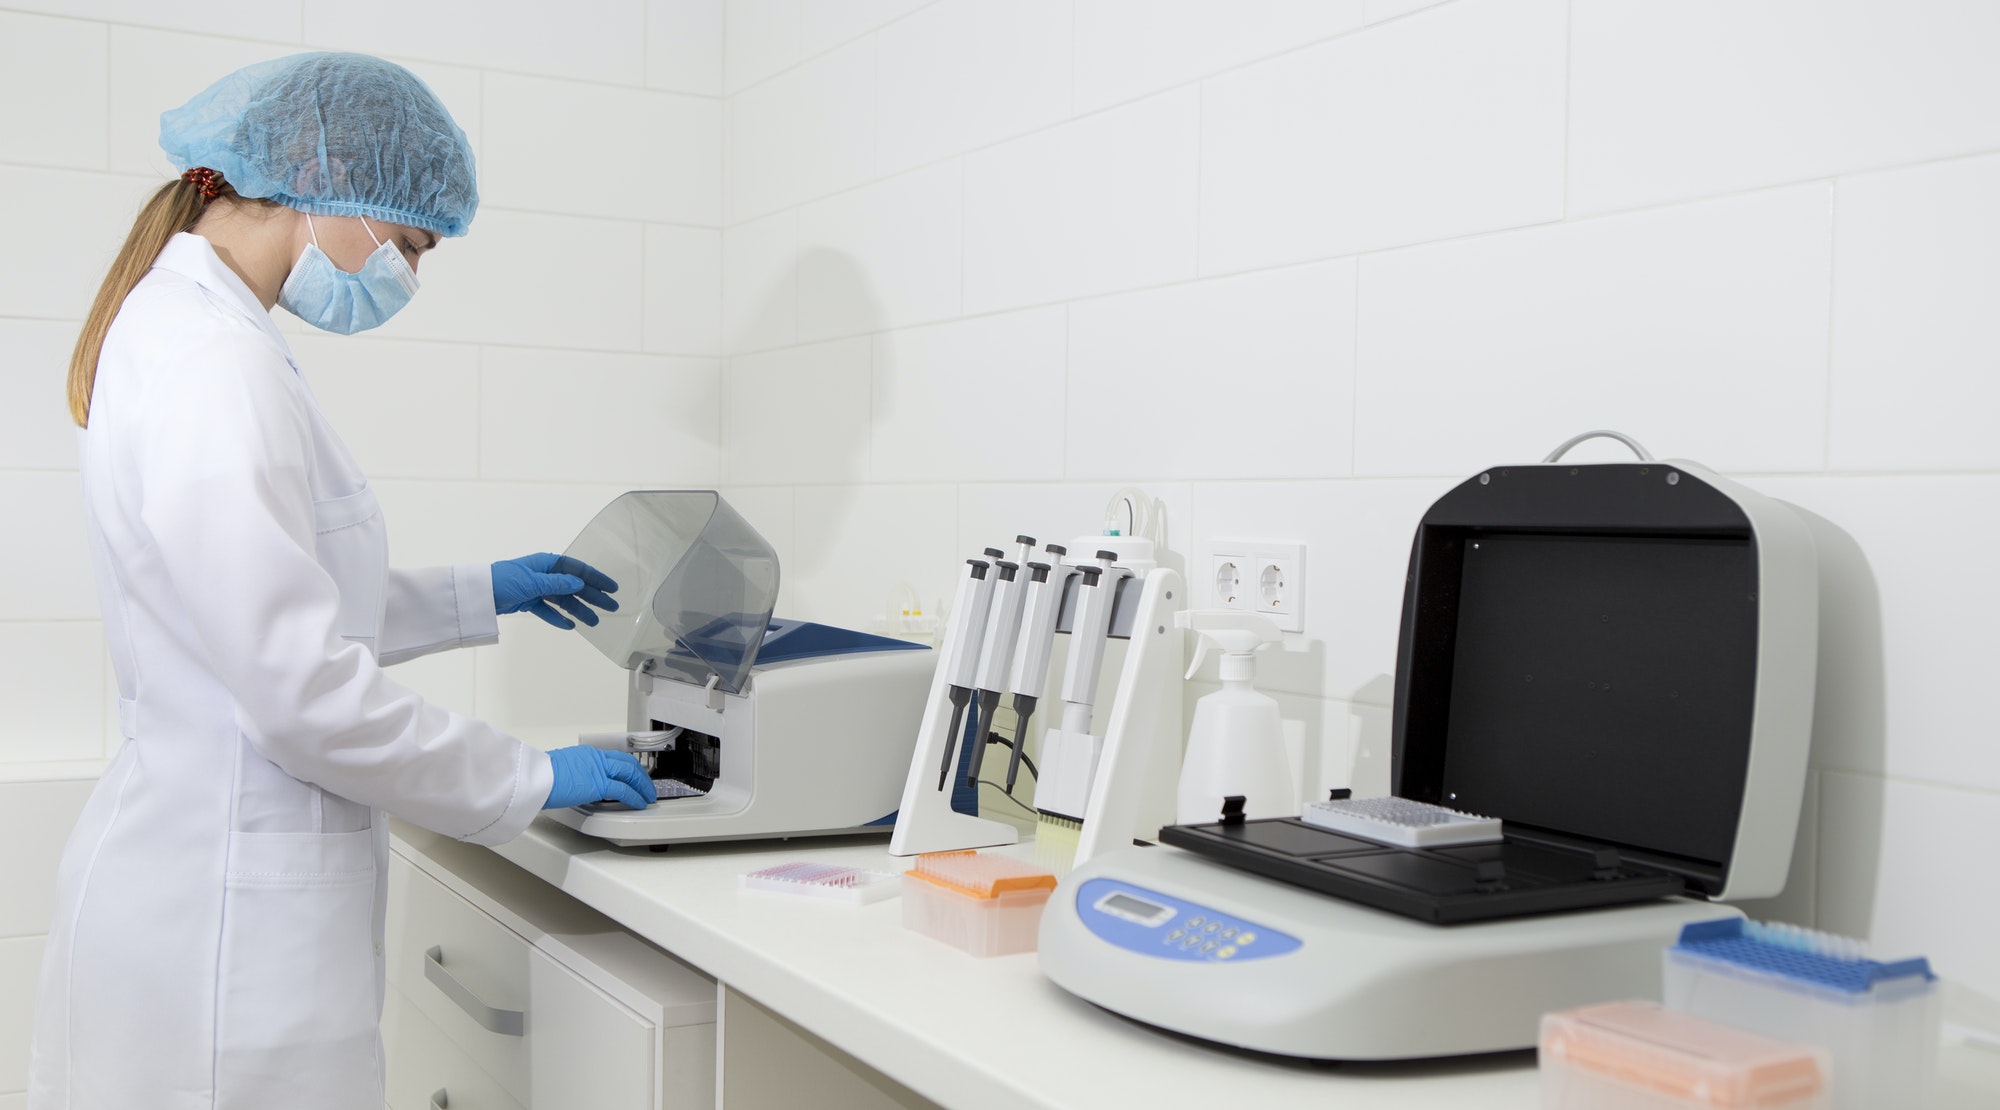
[
  {"left": 424, "top": 945, "right": 525, "bottom": 1036},
  {"left": 431, "top": 1090, "right": 448, "bottom": 1110}
]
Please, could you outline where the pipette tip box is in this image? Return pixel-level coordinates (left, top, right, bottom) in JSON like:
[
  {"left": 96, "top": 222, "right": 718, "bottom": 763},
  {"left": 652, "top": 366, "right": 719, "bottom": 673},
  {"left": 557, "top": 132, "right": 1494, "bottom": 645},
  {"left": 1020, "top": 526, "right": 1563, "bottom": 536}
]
[
  {"left": 1540, "top": 999, "right": 1829, "bottom": 1110},
  {"left": 902, "top": 851, "right": 1057, "bottom": 956},
  {"left": 740, "top": 861, "right": 901, "bottom": 904},
  {"left": 1663, "top": 918, "right": 1939, "bottom": 1110}
]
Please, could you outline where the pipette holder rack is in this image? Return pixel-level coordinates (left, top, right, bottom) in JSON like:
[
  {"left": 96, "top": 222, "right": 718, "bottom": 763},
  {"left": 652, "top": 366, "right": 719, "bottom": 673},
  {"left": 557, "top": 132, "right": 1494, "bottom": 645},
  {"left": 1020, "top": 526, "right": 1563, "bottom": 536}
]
[{"left": 890, "top": 563, "right": 1185, "bottom": 857}]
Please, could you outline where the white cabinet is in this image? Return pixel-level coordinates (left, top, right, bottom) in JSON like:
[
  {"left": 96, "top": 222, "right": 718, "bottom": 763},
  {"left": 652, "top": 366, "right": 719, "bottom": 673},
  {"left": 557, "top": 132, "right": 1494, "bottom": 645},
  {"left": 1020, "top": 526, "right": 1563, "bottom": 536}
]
[{"left": 385, "top": 826, "right": 716, "bottom": 1110}]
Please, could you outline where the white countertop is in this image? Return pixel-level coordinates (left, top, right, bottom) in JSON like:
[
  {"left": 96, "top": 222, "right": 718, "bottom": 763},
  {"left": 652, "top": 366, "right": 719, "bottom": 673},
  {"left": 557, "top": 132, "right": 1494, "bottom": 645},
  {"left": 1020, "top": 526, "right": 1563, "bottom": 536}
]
[
  {"left": 476, "top": 817, "right": 1526, "bottom": 1109},
  {"left": 460, "top": 816, "right": 2000, "bottom": 1110}
]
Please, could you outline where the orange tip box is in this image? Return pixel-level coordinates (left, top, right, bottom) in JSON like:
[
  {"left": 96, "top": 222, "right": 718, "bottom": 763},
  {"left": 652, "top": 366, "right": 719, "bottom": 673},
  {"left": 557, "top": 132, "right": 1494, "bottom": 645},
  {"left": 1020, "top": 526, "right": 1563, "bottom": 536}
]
[
  {"left": 903, "top": 851, "right": 1057, "bottom": 957},
  {"left": 1540, "top": 1000, "right": 1829, "bottom": 1110}
]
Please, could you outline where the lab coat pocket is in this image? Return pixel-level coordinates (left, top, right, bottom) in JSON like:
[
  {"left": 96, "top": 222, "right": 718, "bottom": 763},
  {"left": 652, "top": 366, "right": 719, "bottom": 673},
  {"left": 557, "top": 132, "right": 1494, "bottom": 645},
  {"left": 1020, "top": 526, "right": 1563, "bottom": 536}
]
[
  {"left": 215, "top": 828, "right": 381, "bottom": 1108},
  {"left": 312, "top": 484, "right": 389, "bottom": 654}
]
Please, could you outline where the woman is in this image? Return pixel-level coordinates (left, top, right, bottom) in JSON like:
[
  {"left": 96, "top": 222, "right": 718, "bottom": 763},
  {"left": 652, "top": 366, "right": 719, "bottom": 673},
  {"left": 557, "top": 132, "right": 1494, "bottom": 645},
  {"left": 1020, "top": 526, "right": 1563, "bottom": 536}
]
[{"left": 32, "top": 53, "right": 657, "bottom": 1110}]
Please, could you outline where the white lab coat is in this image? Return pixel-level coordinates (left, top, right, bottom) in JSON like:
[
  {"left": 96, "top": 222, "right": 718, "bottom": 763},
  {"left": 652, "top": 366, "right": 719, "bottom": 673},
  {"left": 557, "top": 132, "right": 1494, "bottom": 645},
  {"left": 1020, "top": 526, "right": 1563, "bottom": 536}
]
[{"left": 28, "top": 233, "right": 554, "bottom": 1110}]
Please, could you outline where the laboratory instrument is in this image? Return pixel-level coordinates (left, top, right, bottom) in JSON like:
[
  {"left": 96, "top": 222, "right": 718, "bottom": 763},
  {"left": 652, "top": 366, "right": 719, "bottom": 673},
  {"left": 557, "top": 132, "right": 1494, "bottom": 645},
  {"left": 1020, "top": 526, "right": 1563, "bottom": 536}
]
[
  {"left": 1041, "top": 442, "right": 1822, "bottom": 1059},
  {"left": 1173, "top": 610, "right": 1291, "bottom": 824},
  {"left": 902, "top": 851, "right": 1057, "bottom": 956},
  {"left": 546, "top": 491, "right": 935, "bottom": 846},
  {"left": 1540, "top": 1000, "right": 1830, "bottom": 1110},
  {"left": 1664, "top": 919, "right": 1940, "bottom": 1110},
  {"left": 1297, "top": 794, "right": 1503, "bottom": 849}
]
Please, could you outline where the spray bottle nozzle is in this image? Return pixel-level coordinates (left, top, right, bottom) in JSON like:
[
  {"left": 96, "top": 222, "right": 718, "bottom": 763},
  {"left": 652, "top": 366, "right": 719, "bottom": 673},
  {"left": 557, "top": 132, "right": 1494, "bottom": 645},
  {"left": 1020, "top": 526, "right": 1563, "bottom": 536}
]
[{"left": 1175, "top": 610, "right": 1284, "bottom": 680}]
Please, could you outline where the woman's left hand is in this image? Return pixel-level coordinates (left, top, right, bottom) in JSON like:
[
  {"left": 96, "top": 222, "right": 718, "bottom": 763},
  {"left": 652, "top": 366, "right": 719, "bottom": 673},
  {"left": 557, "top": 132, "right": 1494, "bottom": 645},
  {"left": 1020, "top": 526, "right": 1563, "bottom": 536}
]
[{"left": 492, "top": 553, "right": 619, "bottom": 629}]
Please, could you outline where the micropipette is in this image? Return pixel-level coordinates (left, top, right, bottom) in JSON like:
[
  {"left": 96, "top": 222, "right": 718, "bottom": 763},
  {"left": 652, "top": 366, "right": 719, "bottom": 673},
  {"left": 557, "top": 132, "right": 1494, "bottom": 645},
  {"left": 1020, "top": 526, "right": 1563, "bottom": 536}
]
[
  {"left": 964, "top": 535, "right": 1037, "bottom": 789},
  {"left": 934, "top": 558, "right": 995, "bottom": 790},
  {"left": 1003, "top": 544, "right": 1072, "bottom": 792}
]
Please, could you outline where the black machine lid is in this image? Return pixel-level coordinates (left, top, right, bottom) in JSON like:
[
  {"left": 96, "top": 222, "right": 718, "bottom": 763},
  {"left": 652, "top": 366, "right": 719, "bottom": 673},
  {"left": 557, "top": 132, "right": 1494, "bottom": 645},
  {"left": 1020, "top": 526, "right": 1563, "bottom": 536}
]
[{"left": 1390, "top": 462, "right": 1762, "bottom": 896}]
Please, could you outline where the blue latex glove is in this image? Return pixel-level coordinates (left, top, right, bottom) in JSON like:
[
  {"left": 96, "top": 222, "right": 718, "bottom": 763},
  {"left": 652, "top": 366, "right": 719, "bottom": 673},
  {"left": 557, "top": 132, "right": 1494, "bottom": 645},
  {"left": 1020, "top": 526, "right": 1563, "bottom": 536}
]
[
  {"left": 544, "top": 746, "right": 658, "bottom": 810},
  {"left": 492, "top": 553, "right": 619, "bottom": 629}
]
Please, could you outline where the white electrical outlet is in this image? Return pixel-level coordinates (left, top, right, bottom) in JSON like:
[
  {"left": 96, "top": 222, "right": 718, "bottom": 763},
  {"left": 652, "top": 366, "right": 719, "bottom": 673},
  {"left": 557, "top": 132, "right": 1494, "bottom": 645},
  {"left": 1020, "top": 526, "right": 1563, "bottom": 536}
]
[{"left": 1207, "top": 540, "right": 1307, "bottom": 631}]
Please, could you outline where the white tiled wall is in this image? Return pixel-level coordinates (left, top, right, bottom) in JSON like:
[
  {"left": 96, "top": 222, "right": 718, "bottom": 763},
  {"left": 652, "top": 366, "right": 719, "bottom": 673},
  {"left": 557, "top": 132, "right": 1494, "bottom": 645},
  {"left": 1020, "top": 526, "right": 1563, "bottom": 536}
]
[
  {"left": 7, "top": 0, "right": 2000, "bottom": 1082},
  {"left": 0, "top": 6, "right": 721, "bottom": 1086},
  {"left": 703, "top": 0, "right": 2000, "bottom": 1024}
]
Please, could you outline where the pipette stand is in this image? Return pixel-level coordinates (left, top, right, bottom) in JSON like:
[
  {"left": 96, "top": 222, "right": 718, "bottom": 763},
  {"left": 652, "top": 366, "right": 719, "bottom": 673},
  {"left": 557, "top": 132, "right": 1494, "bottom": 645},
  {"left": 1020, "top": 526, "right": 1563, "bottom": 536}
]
[{"left": 891, "top": 563, "right": 1186, "bottom": 858}]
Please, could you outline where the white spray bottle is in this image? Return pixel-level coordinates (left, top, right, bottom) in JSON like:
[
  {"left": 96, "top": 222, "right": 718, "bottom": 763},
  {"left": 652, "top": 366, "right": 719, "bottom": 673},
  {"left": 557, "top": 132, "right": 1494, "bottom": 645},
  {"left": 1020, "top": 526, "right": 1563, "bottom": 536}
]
[{"left": 1173, "top": 610, "right": 1293, "bottom": 823}]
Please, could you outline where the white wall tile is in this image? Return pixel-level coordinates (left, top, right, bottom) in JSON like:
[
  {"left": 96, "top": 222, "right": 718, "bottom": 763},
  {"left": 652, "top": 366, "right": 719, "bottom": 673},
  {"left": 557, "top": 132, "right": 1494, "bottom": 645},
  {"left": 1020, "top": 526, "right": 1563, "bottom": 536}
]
[
  {"left": 963, "top": 88, "right": 1200, "bottom": 314},
  {"left": 796, "top": 163, "right": 961, "bottom": 342},
  {"left": 648, "top": 0, "right": 726, "bottom": 95},
  {"left": 875, "top": 0, "right": 1071, "bottom": 175},
  {"left": 722, "top": 210, "right": 798, "bottom": 354},
  {"left": 1188, "top": 478, "right": 1453, "bottom": 703},
  {"left": 1198, "top": 0, "right": 1567, "bottom": 276},
  {"left": 1818, "top": 773, "right": 2000, "bottom": 1001},
  {"left": 954, "top": 483, "right": 1195, "bottom": 580},
  {"left": 107, "top": 27, "right": 295, "bottom": 179},
  {"left": 0, "top": 12, "right": 108, "bottom": 171},
  {"left": 3, "top": 0, "right": 301, "bottom": 42},
  {"left": 473, "top": 621, "right": 629, "bottom": 732},
  {"left": 871, "top": 308, "right": 1066, "bottom": 483},
  {"left": 645, "top": 225, "right": 723, "bottom": 355},
  {"left": 484, "top": 77, "right": 720, "bottom": 226},
  {"left": 1749, "top": 475, "right": 2000, "bottom": 794},
  {"left": 0, "top": 1090, "right": 21, "bottom": 1109},
  {"left": 373, "top": 479, "right": 634, "bottom": 569},
  {"left": 1071, "top": 0, "right": 1366, "bottom": 114},
  {"left": 1354, "top": 185, "right": 1834, "bottom": 477},
  {"left": 788, "top": 484, "right": 958, "bottom": 628},
  {"left": 305, "top": 0, "right": 646, "bottom": 86},
  {"left": 0, "top": 167, "right": 158, "bottom": 322},
  {"left": 480, "top": 348, "right": 720, "bottom": 486},
  {"left": 0, "top": 936, "right": 44, "bottom": 1092},
  {"left": 801, "top": 0, "right": 932, "bottom": 57},
  {"left": 0, "top": 474, "right": 94, "bottom": 622},
  {"left": 289, "top": 335, "right": 480, "bottom": 480},
  {"left": 1068, "top": 260, "right": 1356, "bottom": 481},
  {"left": 0, "top": 624, "right": 105, "bottom": 763},
  {"left": 728, "top": 36, "right": 876, "bottom": 221},
  {"left": 0, "top": 320, "right": 83, "bottom": 471},
  {"left": 724, "top": 0, "right": 802, "bottom": 94},
  {"left": 1569, "top": 0, "right": 2000, "bottom": 217},
  {"left": 0, "top": 779, "right": 97, "bottom": 938},
  {"left": 1829, "top": 156, "right": 2000, "bottom": 472},
  {"left": 722, "top": 337, "right": 871, "bottom": 486},
  {"left": 1363, "top": 0, "right": 1449, "bottom": 21},
  {"left": 372, "top": 210, "right": 644, "bottom": 352}
]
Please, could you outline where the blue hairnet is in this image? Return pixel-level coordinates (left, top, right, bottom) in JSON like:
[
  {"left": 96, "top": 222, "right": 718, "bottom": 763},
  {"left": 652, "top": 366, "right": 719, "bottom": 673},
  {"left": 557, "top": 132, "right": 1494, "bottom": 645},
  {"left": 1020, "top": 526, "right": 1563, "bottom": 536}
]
[{"left": 160, "top": 52, "right": 478, "bottom": 237}]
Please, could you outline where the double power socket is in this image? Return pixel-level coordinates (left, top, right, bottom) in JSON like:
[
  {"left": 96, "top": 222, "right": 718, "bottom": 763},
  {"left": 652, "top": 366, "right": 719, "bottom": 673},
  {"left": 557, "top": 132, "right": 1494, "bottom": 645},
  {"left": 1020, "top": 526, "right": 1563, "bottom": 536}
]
[{"left": 1205, "top": 540, "right": 1306, "bottom": 632}]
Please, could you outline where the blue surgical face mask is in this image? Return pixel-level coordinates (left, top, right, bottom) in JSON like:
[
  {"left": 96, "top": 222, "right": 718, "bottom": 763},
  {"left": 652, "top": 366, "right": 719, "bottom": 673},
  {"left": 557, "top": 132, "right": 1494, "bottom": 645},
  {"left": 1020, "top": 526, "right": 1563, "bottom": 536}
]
[{"left": 277, "top": 214, "right": 421, "bottom": 334}]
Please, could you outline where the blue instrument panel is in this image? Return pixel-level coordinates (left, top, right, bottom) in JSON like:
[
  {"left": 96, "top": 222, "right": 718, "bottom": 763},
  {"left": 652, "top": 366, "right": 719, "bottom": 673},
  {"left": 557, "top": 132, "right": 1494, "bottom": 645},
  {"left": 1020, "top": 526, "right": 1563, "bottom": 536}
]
[{"left": 1074, "top": 877, "right": 1301, "bottom": 963}]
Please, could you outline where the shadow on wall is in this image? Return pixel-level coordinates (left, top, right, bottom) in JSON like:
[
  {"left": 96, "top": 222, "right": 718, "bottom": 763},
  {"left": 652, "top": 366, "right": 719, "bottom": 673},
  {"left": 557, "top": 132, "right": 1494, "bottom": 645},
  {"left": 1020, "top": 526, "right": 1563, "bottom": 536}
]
[{"left": 729, "top": 248, "right": 891, "bottom": 622}]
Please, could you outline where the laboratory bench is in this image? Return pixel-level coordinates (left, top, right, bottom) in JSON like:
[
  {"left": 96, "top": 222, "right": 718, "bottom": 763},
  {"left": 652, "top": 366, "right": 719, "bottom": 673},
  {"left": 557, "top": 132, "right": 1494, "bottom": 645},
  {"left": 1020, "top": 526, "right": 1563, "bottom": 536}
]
[{"left": 386, "top": 817, "right": 2000, "bottom": 1110}]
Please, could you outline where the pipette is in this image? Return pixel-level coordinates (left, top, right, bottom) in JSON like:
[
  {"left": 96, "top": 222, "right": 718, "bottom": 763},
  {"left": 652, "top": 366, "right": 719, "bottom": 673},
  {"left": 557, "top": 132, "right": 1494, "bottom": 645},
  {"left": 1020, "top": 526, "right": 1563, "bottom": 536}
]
[
  {"left": 934, "top": 557, "right": 996, "bottom": 790},
  {"left": 1035, "top": 550, "right": 1126, "bottom": 844},
  {"left": 1002, "top": 544, "right": 1072, "bottom": 792},
  {"left": 964, "top": 536, "right": 1037, "bottom": 788}
]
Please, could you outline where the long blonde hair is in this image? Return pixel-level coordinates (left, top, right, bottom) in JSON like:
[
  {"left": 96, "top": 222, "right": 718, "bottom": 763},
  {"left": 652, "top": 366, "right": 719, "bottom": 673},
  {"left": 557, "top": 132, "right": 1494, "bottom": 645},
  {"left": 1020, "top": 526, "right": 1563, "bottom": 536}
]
[{"left": 66, "top": 174, "right": 269, "bottom": 427}]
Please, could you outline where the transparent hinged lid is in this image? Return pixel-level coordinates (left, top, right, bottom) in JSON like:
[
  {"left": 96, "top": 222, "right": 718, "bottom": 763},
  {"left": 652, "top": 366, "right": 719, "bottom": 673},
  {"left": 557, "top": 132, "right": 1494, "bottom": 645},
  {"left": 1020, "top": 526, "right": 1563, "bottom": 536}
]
[{"left": 565, "top": 491, "right": 780, "bottom": 695}]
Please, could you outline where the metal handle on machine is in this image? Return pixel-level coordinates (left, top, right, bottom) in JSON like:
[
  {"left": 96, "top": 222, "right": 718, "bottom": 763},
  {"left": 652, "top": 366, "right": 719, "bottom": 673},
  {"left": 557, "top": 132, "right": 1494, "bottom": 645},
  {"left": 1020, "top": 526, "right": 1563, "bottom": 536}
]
[
  {"left": 424, "top": 946, "right": 525, "bottom": 1036},
  {"left": 431, "top": 1090, "right": 449, "bottom": 1110}
]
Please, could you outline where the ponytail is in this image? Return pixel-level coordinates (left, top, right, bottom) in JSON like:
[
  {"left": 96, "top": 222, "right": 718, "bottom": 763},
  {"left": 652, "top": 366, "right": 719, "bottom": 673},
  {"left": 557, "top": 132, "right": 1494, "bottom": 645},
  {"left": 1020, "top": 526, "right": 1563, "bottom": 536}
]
[{"left": 67, "top": 171, "right": 230, "bottom": 428}]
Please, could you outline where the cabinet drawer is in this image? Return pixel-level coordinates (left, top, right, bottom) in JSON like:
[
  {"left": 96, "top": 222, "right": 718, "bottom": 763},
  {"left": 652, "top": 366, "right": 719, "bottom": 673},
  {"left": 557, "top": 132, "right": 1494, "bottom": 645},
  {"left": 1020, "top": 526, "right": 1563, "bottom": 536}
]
[
  {"left": 387, "top": 855, "right": 536, "bottom": 1100},
  {"left": 382, "top": 986, "right": 526, "bottom": 1110}
]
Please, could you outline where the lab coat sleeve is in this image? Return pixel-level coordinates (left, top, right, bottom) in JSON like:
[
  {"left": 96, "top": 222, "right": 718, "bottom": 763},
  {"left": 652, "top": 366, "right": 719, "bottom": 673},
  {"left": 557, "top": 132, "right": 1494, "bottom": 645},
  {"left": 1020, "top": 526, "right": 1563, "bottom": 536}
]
[
  {"left": 377, "top": 563, "right": 500, "bottom": 666},
  {"left": 134, "top": 331, "right": 551, "bottom": 845}
]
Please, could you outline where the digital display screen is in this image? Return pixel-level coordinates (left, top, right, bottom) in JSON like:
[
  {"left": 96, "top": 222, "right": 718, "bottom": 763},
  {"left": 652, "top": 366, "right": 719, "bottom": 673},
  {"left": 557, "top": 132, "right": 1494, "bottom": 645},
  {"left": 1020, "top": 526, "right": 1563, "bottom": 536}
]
[{"left": 1100, "top": 893, "right": 1168, "bottom": 923}]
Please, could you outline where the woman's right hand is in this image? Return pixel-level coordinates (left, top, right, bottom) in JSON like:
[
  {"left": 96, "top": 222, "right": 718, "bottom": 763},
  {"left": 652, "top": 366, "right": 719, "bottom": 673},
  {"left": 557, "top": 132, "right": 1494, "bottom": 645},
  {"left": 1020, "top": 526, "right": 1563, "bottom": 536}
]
[{"left": 543, "top": 746, "right": 657, "bottom": 810}]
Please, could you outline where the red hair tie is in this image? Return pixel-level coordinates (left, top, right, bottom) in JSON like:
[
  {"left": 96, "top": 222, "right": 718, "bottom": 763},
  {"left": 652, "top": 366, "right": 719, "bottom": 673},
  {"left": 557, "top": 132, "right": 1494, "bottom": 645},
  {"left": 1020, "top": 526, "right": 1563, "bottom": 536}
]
[{"left": 181, "top": 167, "right": 223, "bottom": 202}]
